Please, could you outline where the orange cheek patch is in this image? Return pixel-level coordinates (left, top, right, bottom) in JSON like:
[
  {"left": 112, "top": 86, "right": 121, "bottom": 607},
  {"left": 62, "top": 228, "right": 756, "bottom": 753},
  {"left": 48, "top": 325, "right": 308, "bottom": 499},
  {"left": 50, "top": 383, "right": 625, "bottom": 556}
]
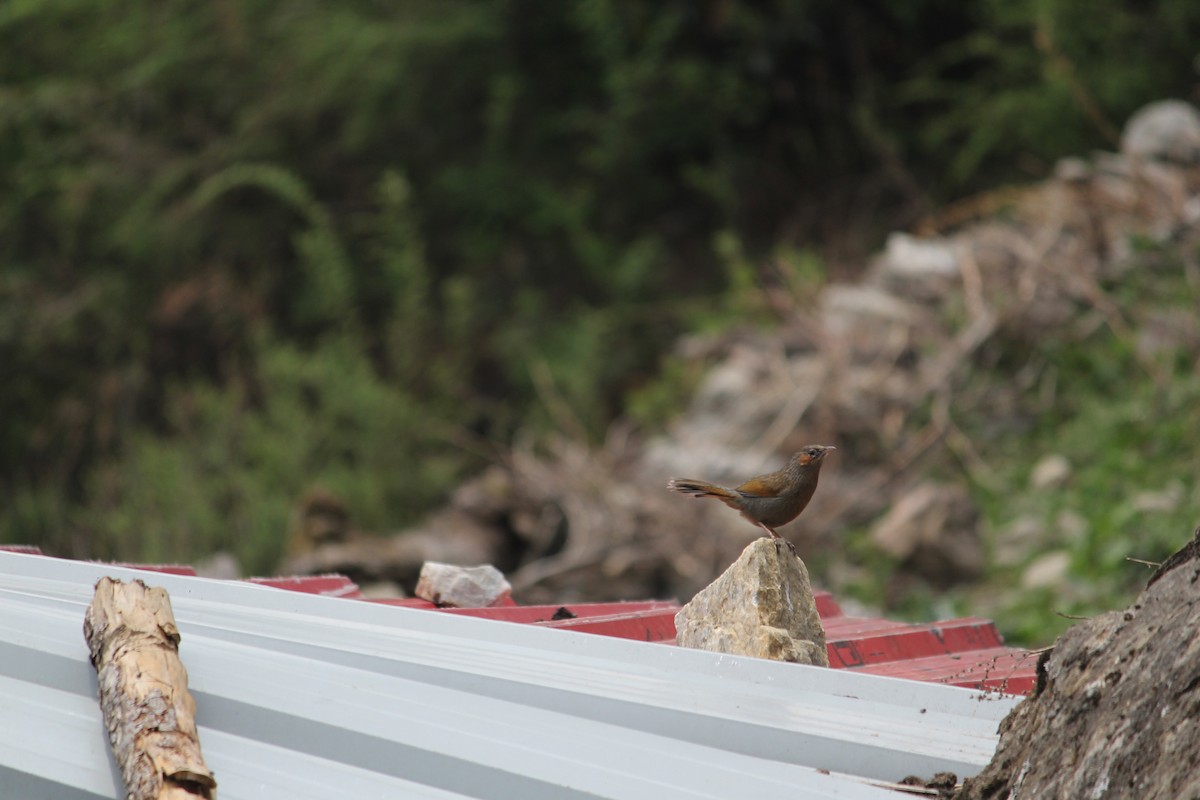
[{"left": 798, "top": 454, "right": 813, "bottom": 465}]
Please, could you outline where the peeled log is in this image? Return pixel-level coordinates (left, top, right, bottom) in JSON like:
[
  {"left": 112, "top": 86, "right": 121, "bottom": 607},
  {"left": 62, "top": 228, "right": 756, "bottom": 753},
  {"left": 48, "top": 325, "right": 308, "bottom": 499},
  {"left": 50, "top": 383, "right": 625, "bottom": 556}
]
[
  {"left": 83, "top": 578, "right": 216, "bottom": 800},
  {"left": 675, "top": 538, "right": 829, "bottom": 666}
]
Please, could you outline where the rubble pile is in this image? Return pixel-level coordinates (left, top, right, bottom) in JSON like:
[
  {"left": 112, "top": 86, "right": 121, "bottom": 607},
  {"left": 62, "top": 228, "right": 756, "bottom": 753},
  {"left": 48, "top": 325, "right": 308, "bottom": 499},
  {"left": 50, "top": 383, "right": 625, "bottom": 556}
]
[{"left": 287, "top": 101, "right": 1200, "bottom": 604}]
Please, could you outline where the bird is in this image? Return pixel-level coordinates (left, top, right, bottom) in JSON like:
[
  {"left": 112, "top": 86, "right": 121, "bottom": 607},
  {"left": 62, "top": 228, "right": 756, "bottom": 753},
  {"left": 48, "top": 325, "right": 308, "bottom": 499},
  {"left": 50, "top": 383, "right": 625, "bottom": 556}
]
[{"left": 667, "top": 445, "right": 836, "bottom": 551}]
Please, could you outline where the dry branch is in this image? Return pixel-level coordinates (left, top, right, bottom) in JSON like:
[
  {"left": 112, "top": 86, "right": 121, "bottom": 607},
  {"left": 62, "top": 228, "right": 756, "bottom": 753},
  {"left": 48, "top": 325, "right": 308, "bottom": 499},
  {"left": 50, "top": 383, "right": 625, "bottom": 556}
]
[{"left": 83, "top": 577, "right": 215, "bottom": 800}]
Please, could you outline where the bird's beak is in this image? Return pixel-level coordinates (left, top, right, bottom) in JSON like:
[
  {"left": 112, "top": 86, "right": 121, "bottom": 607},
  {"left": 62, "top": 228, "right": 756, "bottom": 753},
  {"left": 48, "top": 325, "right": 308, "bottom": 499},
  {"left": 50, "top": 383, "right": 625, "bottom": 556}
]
[{"left": 823, "top": 445, "right": 837, "bottom": 451}]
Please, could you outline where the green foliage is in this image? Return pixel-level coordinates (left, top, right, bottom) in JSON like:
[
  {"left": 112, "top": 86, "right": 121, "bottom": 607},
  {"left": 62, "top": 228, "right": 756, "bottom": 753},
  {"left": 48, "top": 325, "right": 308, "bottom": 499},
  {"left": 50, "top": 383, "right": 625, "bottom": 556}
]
[
  {"left": 916, "top": 256, "right": 1198, "bottom": 646},
  {"left": 976, "top": 353, "right": 1200, "bottom": 645},
  {"left": 81, "top": 335, "right": 468, "bottom": 573},
  {"left": 2, "top": 0, "right": 1199, "bottom": 568}
]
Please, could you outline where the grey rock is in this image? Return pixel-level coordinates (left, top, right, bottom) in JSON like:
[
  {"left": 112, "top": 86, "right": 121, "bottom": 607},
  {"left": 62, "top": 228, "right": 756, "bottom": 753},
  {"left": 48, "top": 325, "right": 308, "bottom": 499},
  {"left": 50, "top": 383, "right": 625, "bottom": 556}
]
[
  {"left": 1121, "top": 100, "right": 1200, "bottom": 164},
  {"left": 415, "top": 561, "right": 512, "bottom": 608},
  {"left": 674, "top": 538, "right": 828, "bottom": 666}
]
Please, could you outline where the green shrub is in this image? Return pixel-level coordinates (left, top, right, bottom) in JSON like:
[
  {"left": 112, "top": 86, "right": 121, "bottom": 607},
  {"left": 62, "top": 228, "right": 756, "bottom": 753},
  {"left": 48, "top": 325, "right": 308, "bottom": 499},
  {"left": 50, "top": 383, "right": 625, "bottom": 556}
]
[{"left": 80, "top": 334, "right": 471, "bottom": 573}]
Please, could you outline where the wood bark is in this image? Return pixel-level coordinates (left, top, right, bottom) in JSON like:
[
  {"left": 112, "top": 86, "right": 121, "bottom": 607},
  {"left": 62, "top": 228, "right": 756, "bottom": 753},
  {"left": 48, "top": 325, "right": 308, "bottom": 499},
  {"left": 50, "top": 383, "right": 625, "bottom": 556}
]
[{"left": 83, "top": 577, "right": 216, "bottom": 800}]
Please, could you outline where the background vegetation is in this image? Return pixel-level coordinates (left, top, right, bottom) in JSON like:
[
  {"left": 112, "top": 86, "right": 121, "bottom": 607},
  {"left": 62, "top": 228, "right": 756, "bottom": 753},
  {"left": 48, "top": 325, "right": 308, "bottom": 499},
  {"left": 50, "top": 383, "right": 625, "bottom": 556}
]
[{"left": 2, "top": 1, "right": 1198, "bottom": 641}]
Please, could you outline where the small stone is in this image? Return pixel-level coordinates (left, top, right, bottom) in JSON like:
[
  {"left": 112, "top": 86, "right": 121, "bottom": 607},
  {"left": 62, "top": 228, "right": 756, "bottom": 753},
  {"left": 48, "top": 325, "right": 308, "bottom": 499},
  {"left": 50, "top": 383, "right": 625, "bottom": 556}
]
[
  {"left": 1132, "top": 481, "right": 1185, "bottom": 514},
  {"left": 880, "top": 232, "right": 960, "bottom": 279},
  {"left": 1121, "top": 100, "right": 1200, "bottom": 164},
  {"left": 1030, "top": 454, "right": 1072, "bottom": 490},
  {"left": 674, "top": 538, "right": 828, "bottom": 666},
  {"left": 822, "top": 284, "right": 917, "bottom": 328},
  {"left": 415, "top": 562, "right": 512, "bottom": 608},
  {"left": 1021, "top": 550, "right": 1072, "bottom": 590}
]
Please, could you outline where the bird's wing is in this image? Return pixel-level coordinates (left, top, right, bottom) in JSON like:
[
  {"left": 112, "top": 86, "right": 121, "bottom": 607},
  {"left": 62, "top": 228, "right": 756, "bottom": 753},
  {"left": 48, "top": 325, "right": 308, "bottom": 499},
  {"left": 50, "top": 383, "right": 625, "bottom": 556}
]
[{"left": 733, "top": 476, "right": 781, "bottom": 498}]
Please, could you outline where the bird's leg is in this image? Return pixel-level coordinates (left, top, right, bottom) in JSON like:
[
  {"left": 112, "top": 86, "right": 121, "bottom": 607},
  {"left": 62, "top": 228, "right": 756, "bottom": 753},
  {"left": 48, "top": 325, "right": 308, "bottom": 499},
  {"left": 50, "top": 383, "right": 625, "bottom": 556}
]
[
  {"left": 758, "top": 522, "right": 798, "bottom": 557},
  {"left": 758, "top": 522, "right": 796, "bottom": 557}
]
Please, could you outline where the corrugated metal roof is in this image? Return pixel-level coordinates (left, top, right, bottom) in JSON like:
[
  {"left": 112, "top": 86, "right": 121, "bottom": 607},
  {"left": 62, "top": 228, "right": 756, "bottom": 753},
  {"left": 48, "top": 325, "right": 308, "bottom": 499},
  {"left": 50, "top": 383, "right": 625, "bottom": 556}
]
[
  {"left": 378, "top": 591, "right": 1036, "bottom": 694},
  {"left": 0, "top": 552, "right": 1021, "bottom": 798}
]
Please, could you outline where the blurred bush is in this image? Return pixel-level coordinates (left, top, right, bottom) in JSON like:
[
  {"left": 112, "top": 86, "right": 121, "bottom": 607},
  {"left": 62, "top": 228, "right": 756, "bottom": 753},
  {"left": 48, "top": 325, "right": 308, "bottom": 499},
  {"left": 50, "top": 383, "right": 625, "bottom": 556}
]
[{"left": 1, "top": 0, "right": 1197, "bottom": 568}]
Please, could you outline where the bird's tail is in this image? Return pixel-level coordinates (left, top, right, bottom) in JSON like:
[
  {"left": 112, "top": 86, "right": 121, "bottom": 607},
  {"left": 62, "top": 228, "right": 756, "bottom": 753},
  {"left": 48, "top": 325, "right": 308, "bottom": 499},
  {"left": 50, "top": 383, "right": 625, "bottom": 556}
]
[{"left": 667, "top": 478, "right": 736, "bottom": 499}]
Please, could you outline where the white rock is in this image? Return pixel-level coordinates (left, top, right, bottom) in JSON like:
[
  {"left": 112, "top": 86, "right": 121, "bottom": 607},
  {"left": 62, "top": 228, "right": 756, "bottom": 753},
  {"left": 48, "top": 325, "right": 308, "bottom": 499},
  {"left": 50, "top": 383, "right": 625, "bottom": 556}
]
[
  {"left": 880, "top": 232, "right": 960, "bottom": 279},
  {"left": 822, "top": 284, "right": 916, "bottom": 328},
  {"left": 415, "top": 561, "right": 511, "bottom": 608},
  {"left": 1121, "top": 100, "right": 1200, "bottom": 164}
]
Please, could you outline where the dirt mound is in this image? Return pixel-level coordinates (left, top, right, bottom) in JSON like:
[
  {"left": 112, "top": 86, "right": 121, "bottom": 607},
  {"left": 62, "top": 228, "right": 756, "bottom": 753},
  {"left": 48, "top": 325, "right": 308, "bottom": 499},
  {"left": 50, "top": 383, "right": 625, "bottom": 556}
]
[{"left": 958, "top": 526, "right": 1200, "bottom": 800}]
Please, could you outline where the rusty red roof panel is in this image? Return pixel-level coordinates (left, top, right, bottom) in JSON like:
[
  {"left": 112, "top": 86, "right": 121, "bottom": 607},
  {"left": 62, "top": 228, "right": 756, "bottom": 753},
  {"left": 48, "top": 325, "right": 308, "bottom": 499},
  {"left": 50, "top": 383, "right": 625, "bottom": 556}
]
[
  {"left": 536, "top": 607, "right": 679, "bottom": 642},
  {"left": 847, "top": 647, "right": 1039, "bottom": 695},
  {"left": 824, "top": 618, "right": 1005, "bottom": 667},
  {"left": 111, "top": 563, "right": 199, "bottom": 576},
  {"left": 1, "top": 548, "right": 1037, "bottom": 694},
  {"left": 364, "top": 586, "right": 1035, "bottom": 694},
  {"left": 246, "top": 574, "right": 364, "bottom": 598}
]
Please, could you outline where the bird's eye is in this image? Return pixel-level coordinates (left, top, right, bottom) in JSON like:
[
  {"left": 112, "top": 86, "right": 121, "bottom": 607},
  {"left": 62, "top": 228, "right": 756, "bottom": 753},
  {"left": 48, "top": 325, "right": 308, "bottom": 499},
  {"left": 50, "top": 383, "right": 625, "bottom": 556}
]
[{"left": 807, "top": 448, "right": 818, "bottom": 456}]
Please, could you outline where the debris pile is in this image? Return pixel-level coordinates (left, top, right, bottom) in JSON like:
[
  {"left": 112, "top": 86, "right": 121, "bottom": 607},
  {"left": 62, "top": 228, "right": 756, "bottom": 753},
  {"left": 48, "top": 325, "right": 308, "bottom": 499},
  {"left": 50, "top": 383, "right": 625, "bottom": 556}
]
[{"left": 286, "top": 100, "right": 1200, "bottom": 604}]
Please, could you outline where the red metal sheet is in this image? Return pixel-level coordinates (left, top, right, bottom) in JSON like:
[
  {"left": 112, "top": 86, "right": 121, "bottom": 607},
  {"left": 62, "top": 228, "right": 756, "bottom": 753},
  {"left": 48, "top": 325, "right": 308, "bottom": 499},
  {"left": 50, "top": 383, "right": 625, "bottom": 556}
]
[
  {"left": 536, "top": 608, "right": 679, "bottom": 642},
  {"left": 822, "top": 617, "right": 912, "bottom": 638},
  {"left": 849, "top": 647, "right": 1039, "bottom": 694},
  {"left": 112, "top": 563, "right": 199, "bottom": 576},
  {"left": 364, "top": 595, "right": 525, "bottom": 612},
  {"left": 2, "top": 548, "right": 1036, "bottom": 694},
  {"left": 443, "top": 601, "right": 680, "bottom": 624},
  {"left": 247, "top": 575, "right": 364, "bottom": 598},
  {"left": 813, "top": 591, "right": 842, "bottom": 618},
  {"left": 367, "top": 597, "right": 438, "bottom": 609},
  {"left": 826, "top": 618, "right": 1004, "bottom": 668}
]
